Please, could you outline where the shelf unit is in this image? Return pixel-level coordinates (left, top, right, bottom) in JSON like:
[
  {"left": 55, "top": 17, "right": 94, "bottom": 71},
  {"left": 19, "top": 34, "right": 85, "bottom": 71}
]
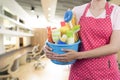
[
  {"left": 0, "top": 8, "right": 33, "bottom": 54},
  {"left": 0, "top": 13, "right": 33, "bottom": 36}
]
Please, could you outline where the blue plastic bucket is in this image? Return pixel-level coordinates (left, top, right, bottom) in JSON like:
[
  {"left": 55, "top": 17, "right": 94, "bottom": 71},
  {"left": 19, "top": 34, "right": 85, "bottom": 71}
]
[{"left": 46, "top": 40, "right": 80, "bottom": 65}]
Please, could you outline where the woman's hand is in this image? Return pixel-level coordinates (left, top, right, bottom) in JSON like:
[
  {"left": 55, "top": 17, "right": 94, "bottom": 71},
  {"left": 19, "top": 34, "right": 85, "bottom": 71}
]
[
  {"left": 53, "top": 49, "right": 79, "bottom": 62},
  {"left": 43, "top": 45, "right": 57, "bottom": 59},
  {"left": 43, "top": 45, "right": 80, "bottom": 62}
]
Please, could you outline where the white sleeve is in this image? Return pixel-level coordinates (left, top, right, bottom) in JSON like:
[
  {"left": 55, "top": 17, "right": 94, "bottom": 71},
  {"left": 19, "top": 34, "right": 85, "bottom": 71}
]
[
  {"left": 72, "top": 4, "right": 88, "bottom": 24},
  {"left": 112, "top": 5, "right": 120, "bottom": 30}
]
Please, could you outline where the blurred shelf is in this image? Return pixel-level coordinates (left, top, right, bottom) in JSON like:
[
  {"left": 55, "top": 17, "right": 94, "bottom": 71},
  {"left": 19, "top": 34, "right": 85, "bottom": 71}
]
[
  {"left": 0, "top": 28, "right": 33, "bottom": 36},
  {"left": 0, "top": 13, "right": 33, "bottom": 36}
]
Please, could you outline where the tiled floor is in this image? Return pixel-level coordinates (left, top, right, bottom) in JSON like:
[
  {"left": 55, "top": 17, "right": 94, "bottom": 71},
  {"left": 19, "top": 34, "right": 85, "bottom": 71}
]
[{"left": 6, "top": 47, "right": 70, "bottom": 80}]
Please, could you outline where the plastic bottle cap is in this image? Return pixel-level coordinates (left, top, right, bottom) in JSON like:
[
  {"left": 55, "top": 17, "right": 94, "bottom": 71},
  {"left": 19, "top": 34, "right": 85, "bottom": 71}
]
[{"left": 61, "top": 21, "right": 66, "bottom": 27}]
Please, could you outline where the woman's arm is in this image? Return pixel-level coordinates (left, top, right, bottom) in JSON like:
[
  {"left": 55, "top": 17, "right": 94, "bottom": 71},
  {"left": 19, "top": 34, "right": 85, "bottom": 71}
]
[
  {"left": 78, "top": 30, "right": 120, "bottom": 59},
  {"left": 52, "top": 30, "right": 120, "bottom": 62}
]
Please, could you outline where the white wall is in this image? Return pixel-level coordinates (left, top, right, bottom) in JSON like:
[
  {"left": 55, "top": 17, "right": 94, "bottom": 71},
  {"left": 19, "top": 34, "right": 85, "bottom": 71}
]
[
  {"left": 23, "top": 37, "right": 31, "bottom": 47},
  {"left": 0, "top": 34, "right": 5, "bottom": 54},
  {"left": 0, "top": 0, "right": 32, "bottom": 28},
  {"left": 3, "top": 36, "right": 17, "bottom": 45}
]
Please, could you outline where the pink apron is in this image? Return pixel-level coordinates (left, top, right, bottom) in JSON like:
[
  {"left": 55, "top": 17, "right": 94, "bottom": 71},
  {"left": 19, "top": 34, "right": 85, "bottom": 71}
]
[{"left": 69, "top": 2, "right": 120, "bottom": 80}]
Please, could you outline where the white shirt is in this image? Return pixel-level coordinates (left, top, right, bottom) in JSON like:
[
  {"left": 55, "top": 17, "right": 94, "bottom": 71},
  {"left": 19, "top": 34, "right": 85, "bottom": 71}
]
[{"left": 73, "top": 3, "right": 120, "bottom": 30}]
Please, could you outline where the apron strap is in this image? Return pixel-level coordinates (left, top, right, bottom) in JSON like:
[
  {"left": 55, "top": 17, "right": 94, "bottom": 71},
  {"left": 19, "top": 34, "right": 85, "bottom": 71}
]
[
  {"left": 105, "top": 2, "right": 114, "bottom": 17},
  {"left": 82, "top": 3, "right": 90, "bottom": 17},
  {"left": 82, "top": 2, "right": 114, "bottom": 17}
]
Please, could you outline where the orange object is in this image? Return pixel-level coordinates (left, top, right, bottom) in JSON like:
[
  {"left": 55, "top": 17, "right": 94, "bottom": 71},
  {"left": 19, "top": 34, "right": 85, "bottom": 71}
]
[{"left": 47, "top": 27, "right": 54, "bottom": 43}]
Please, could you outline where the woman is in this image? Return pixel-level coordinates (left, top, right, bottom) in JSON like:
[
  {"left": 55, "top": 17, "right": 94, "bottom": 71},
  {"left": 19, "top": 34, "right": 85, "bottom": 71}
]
[{"left": 44, "top": 0, "right": 120, "bottom": 79}]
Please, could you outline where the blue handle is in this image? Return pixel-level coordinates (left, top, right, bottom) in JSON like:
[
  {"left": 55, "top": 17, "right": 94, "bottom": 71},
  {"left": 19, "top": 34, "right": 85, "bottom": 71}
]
[{"left": 64, "top": 10, "right": 73, "bottom": 22}]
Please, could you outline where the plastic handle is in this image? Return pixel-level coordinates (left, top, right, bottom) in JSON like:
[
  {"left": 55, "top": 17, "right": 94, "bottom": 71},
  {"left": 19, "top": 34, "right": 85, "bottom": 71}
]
[{"left": 64, "top": 10, "right": 73, "bottom": 22}]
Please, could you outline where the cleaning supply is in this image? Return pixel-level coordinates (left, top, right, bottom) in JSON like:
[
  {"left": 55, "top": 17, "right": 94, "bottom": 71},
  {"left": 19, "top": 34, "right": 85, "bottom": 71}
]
[
  {"left": 64, "top": 10, "right": 80, "bottom": 43},
  {"left": 57, "top": 34, "right": 67, "bottom": 44},
  {"left": 64, "top": 10, "right": 73, "bottom": 23},
  {"left": 64, "top": 10, "right": 73, "bottom": 28},
  {"left": 66, "top": 25, "right": 80, "bottom": 44},
  {"left": 52, "top": 28, "right": 61, "bottom": 44},
  {"left": 60, "top": 21, "right": 70, "bottom": 36},
  {"left": 71, "top": 25, "right": 80, "bottom": 33},
  {"left": 71, "top": 15, "right": 77, "bottom": 26},
  {"left": 72, "top": 25, "right": 80, "bottom": 42},
  {"left": 66, "top": 30, "right": 74, "bottom": 44},
  {"left": 47, "top": 27, "right": 54, "bottom": 43},
  {"left": 47, "top": 10, "right": 80, "bottom": 45}
]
